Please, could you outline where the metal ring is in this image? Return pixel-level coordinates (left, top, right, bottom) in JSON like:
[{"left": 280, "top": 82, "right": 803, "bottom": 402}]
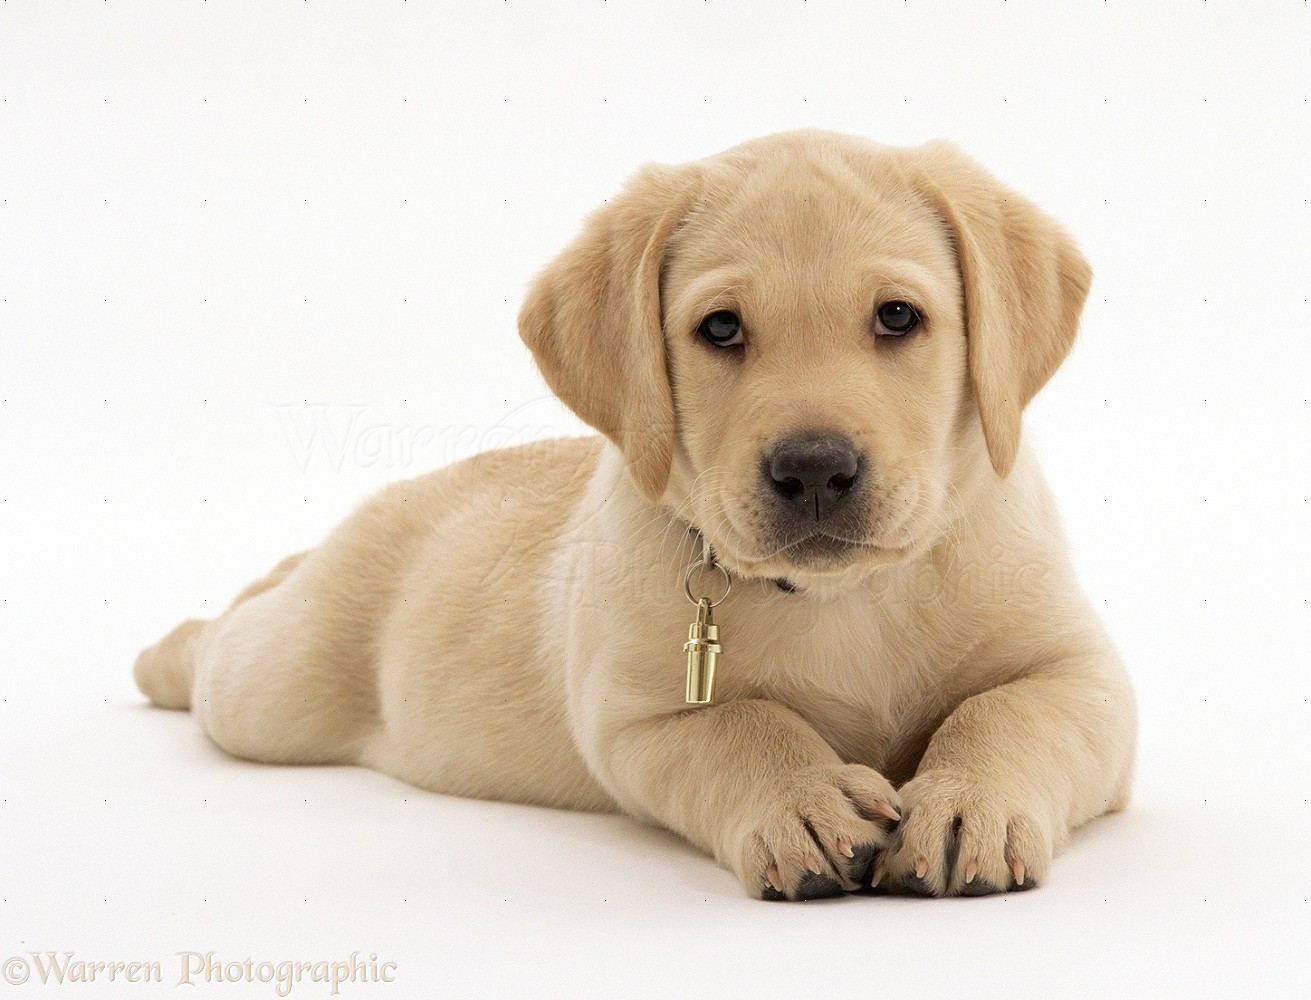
[{"left": 684, "top": 560, "right": 732, "bottom": 608}]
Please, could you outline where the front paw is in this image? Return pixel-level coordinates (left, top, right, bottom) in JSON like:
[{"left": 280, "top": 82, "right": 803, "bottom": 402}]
[
  {"left": 734, "top": 764, "right": 902, "bottom": 901},
  {"left": 874, "top": 773, "right": 1053, "bottom": 898}
]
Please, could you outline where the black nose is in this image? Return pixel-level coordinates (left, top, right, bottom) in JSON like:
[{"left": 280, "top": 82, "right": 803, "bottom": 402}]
[{"left": 766, "top": 433, "right": 862, "bottom": 520}]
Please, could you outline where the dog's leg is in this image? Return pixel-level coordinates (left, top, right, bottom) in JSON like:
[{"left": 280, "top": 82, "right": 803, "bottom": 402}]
[
  {"left": 136, "top": 547, "right": 377, "bottom": 766},
  {"left": 133, "top": 551, "right": 308, "bottom": 711},
  {"left": 594, "top": 700, "right": 904, "bottom": 900},
  {"left": 878, "top": 645, "right": 1137, "bottom": 897}
]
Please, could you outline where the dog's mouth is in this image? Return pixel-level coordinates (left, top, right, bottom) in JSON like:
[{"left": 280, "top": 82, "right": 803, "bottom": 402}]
[
  {"left": 778, "top": 530, "right": 872, "bottom": 564},
  {"left": 701, "top": 485, "right": 931, "bottom": 585},
  {"left": 712, "top": 525, "right": 909, "bottom": 585}
]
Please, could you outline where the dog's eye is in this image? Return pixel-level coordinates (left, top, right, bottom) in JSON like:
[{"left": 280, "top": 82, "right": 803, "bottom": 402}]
[
  {"left": 875, "top": 301, "right": 920, "bottom": 336},
  {"left": 698, "top": 310, "right": 744, "bottom": 347}
]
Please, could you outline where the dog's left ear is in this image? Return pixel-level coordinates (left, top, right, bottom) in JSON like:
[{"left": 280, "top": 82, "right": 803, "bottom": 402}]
[
  {"left": 914, "top": 141, "right": 1092, "bottom": 477},
  {"left": 519, "top": 164, "right": 698, "bottom": 503}
]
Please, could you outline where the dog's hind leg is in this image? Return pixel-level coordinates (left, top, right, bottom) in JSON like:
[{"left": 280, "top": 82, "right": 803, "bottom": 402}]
[
  {"left": 136, "top": 546, "right": 377, "bottom": 766},
  {"left": 133, "top": 551, "right": 308, "bottom": 712}
]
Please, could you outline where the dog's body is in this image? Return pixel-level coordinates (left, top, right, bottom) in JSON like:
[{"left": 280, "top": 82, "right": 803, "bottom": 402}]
[{"left": 136, "top": 131, "right": 1136, "bottom": 900}]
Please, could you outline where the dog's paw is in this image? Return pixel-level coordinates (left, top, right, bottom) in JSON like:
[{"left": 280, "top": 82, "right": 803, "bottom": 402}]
[
  {"left": 735, "top": 764, "right": 902, "bottom": 901},
  {"left": 872, "top": 773, "right": 1053, "bottom": 898}
]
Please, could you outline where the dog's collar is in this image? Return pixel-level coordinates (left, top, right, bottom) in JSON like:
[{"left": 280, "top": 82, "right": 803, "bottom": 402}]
[{"left": 685, "top": 525, "right": 798, "bottom": 595}]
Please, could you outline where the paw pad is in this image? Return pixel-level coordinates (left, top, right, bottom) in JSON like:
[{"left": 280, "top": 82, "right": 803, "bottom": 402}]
[
  {"left": 795, "top": 872, "right": 843, "bottom": 900},
  {"left": 899, "top": 871, "right": 936, "bottom": 897},
  {"left": 959, "top": 877, "right": 1000, "bottom": 897}
]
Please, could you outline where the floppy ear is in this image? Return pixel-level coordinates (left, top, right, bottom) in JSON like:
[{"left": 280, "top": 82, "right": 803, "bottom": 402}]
[
  {"left": 518, "top": 165, "right": 698, "bottom": 503},
  {"left": 914, "top": 141, "right": 1092, "bottom": 477}
]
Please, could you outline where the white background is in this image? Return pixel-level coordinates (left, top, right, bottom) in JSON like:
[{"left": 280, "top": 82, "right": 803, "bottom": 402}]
[{"left": 2, "top": 1, "right": 1308, "bottom": 997}]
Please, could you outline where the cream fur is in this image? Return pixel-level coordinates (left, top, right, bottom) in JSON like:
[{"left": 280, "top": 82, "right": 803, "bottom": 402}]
[{"left": 135, "top": 130, "right": 1136, "bottom": 901}]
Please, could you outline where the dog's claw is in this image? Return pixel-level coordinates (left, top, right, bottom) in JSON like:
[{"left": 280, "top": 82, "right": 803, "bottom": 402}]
[{"left": 870, "top": 860, "right": 887, "bottom": 888}]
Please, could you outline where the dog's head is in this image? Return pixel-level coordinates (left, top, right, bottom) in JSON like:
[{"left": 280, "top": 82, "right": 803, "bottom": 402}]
[{"left": 520, "top": 131, "right": 1090, "bottom": 588}]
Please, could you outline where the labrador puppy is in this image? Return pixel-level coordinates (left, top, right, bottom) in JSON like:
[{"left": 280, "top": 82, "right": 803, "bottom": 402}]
[{"left": 135, "top": 130, "right": 1136, "bottom": 900}]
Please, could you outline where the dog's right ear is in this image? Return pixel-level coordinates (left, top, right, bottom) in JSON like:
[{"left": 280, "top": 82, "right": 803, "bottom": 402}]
[{"left": 519, "top": 164, "right": 698, "bottom": 504}]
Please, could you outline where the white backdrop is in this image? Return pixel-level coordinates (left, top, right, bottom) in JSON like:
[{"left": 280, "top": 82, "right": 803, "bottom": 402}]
[{"left": 2, "top": 1, "right": 1307, "bottom": 998}]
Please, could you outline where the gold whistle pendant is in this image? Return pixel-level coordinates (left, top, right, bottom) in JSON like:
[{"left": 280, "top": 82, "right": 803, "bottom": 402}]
[{"left": 684, "top": 597, "right": 722, "bottom": 705}]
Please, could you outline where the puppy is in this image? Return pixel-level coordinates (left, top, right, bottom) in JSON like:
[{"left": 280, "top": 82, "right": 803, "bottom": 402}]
[{"left": 135, "top": 130, "right": 1136, "bottom": 900}]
